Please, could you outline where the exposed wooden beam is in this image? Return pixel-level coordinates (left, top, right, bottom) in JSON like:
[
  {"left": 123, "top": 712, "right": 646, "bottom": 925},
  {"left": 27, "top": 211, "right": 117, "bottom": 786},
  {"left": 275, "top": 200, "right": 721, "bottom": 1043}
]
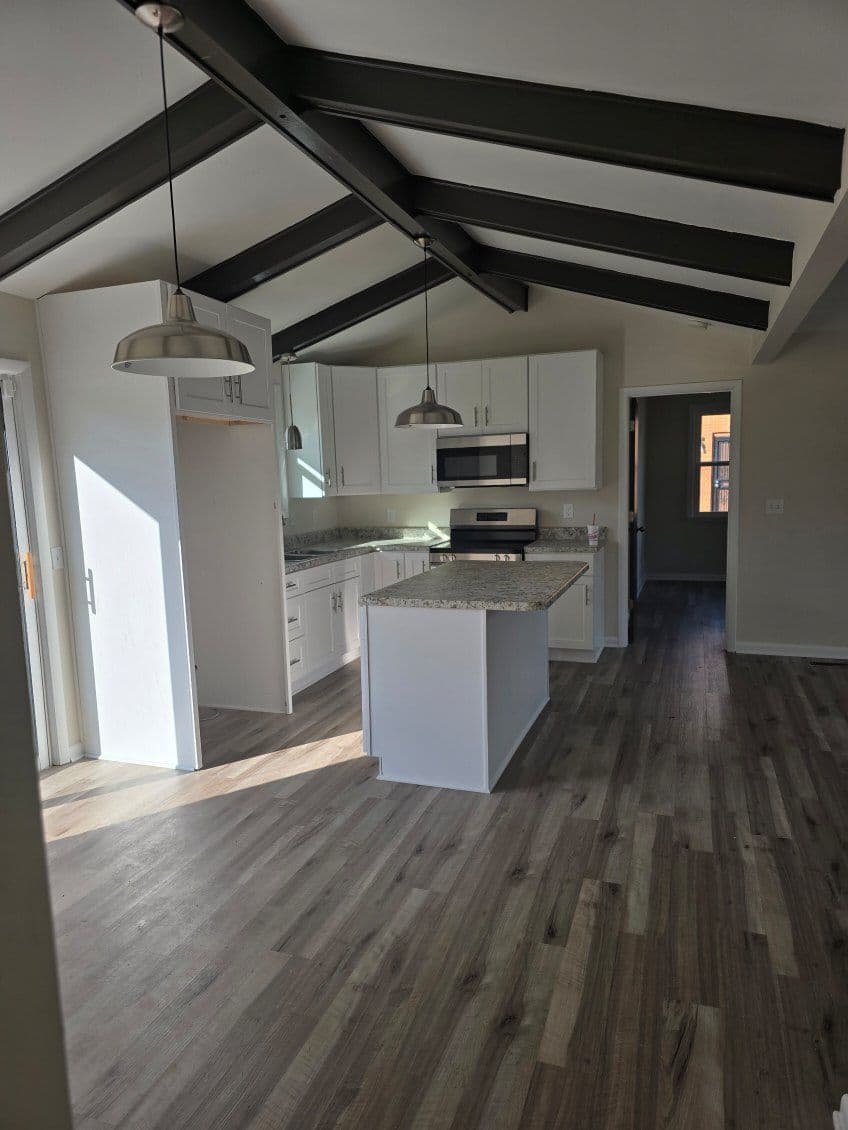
[
  {"left": 412, "top": 178, "right": 794, "bottom": 285},
  {"left": 116, "top": 0, "right": 527, "bottom": 315},
  {"left": 478, "top": 246, "right": 769, "bottom": 329},
  {"left": 0, "top": 83, "right": 258, "bottom": 282},
  {"left": 271, "top": 260, "right": 453, "bottom": 356},
  {"left": 288, "top": 49, "right": 844, "bottom": 201},
  {"left": 186, "top": 194, "right": 382, "bottom": 301}
]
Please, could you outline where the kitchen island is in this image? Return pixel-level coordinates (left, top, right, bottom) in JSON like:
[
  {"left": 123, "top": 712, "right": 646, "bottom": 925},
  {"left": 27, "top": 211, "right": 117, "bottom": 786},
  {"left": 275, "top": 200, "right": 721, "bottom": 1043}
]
[{"left": 359, "top": 561, "right": 588, "bottom": 792}]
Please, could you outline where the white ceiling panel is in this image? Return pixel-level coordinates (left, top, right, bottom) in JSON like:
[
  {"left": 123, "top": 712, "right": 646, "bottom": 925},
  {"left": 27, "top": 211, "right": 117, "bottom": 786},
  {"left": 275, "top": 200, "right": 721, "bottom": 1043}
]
[
  {"left": 240, "top": 223, "right": 420, "bottom": 333},
  {"left": 0, "top": 0, "right": 204, "bottom": 214},
  {"left": 367, "top": 124, "right": 828, "bottom": 246},
  {"left": 250, "top": 0, "right": 848, "bottom": 124},
  {"left": 463, "top": 227, "right": 779, "bottom": 305},
  {"left": 2, "top": 128, "right": 346, "bottom": 300}
]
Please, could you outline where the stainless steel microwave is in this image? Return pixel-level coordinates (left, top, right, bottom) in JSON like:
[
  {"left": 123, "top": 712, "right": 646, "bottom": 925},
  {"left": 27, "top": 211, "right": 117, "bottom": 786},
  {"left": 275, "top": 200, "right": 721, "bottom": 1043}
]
[{"left": 436, "top": 433, "right": 529, "bottom": 488}]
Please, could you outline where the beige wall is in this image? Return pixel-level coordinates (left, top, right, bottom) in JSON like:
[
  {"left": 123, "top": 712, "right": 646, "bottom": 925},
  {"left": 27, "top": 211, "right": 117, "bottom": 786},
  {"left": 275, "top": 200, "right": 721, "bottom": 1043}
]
[
  {"left": 0, "top": 292, "right": 81, "bottom": 751},
  {"left": 286, "top": 495, "right": 342, "bottom": 534},
  {"left": 314, "top": 284, "right": 846, "bottom": 650}
]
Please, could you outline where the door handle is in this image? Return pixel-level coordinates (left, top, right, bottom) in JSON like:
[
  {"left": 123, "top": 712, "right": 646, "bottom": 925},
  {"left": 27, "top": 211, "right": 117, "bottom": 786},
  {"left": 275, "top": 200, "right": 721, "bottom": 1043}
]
[
  {"left": 635, "top": 526, "right": 646, "bottom": 533},
  {"left": 21, "top": 552, "right": 36, "bottom": 599}
]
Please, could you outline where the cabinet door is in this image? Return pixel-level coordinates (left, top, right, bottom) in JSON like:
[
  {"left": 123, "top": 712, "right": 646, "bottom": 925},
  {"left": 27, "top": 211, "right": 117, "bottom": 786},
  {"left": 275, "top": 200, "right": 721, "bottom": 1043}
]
[
  {"left": 285, "top": 363, "right": 336, "bottom": 498},
  {"left": 227, "top": 306, "right": 272, "bottom": 420},
  {"left": 529, "top": 351, "right": 602, "bottom": 490},
  {"left": 435, "top": 360, "right": 482, "bottom": 434},
  {"left": 403, "top": 551, "right": 430, "bottom": 577},
  {"left": 377, "top": 366, "right": 437, "bottom": 493},
  {"left": 331, "top": 367, "right": 381, "bottom": 494},
  {"left": 376, "top": 552, "right": 405, "bottom": 587},
  {"left": 174, "top": 291, "right": 232, "bottom": 415},
  {"left": 303, "top": 585, "right": 336, "bottom": 672},
  {"left": 548, "top": 581, "right": 593, "bottom": 649},
  {"left": 338, "top": 575, "right": 361, "bottom": 653},
  {"left": 483, "top": 356, "right": 528, "bottom": 432}
]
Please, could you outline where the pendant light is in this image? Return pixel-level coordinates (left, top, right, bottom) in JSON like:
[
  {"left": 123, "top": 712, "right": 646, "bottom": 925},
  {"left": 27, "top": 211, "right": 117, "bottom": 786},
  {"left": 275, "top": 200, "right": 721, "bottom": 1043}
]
[
  {"left": 112, "top": 5, "right": 254, "bottom": 379},
  {"left": 281, "top": 352, "right": 303, "bottom": 451},
  {"left": 394, "top": 236, "right": 463, "bottom": 429}
]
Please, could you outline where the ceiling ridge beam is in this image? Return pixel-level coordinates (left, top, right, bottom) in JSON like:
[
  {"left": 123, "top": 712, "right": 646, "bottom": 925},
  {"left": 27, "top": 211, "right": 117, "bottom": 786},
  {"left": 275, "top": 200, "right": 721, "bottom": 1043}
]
[
  {"left": 478, "top": 246, "right": 769, "bottom": 329},
  {"left": 412, "top": 178, "right": 794, "bottom": 285},
  {"left": 0, "top": 82, "right": 258, "bottom": 283},
  {"left": 287, "top": 48, "right": 844, "bottom": 201},
  {"left": 272, "top": 259, "right": 453, "bottom": 356},
  {"left": 186, "top": 194, "right": 382, "bottom": 301},
  {"left": 115, "top": 0, "right": 527, "bottom": 315}
]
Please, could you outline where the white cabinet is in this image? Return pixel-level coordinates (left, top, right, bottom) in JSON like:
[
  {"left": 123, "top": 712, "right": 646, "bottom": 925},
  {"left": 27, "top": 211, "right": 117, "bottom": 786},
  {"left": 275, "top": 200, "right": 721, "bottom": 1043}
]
[
  {"left": 174, "top": 289, "right": 273, "bottom": 423},
  {"left": 403, "top": 550, "right": 431, "bottom": 576},
  {"left": 288, "top": 555, "right": 366, "bottom": 692},
  {"left": 534, "top": 549, "right": 605, "bottom": 661},
  {"left": 374, "top": 551, "right": 406, "bottom": 588},
  {"left": 302, "top": 584, "right": 336, "bottom": 674},
  {"left": 528, "top": 350, "right": 603, "bottom": 490},
  {"left": 338, "top": 574, "right": 361, "bottom": 654},
  {"left": 285, "top": 362, "right": 337, "bottom": 498},
  {"left": 436, "top": 356, "right": 527, "bottom": 435},
  {"left": 331, "top": 366, "right": 381, "bottom": 494},
  {"left": 377, "top": 366, "right": 438, "bottom": 493}
]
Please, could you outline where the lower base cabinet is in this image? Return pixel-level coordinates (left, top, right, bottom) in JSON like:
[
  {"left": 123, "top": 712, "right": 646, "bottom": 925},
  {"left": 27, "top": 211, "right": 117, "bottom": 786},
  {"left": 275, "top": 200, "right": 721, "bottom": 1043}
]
[
  {"left": 287, "top": 557, "right": 365, "bottom": 693},
  {"left": 534, "top": 549, "right": 605, "bottom": 662}
]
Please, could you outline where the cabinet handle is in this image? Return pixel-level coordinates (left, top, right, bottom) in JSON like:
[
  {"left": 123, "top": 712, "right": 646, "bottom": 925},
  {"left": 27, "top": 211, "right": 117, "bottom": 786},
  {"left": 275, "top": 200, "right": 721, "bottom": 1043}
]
[
  {"left": 340, "top": 466, "right": 345, "bottom": 487},
  {"left": 532, "top": 460, "right": 537, "bottom": 482},
  {"left": 485, "top": 404, "right": 490, "bottom": 425},
  {"left": 234, "top": 375, "right": 243, "bottom": 403},
  {"left": 223, "top": 376, "right": 233, "bottom": 402},
  {"left": 474, "top": 405, "right": 478, "bottom": 427},
  {"left": 396, "top": 561, "right": 401, "bottom": 579},
  {"left": 431, "top": 464, "right": 435, "bottom": 484},
  {"left": 338, "top": 590, "right": 344, "bottom": 612},
  {"left": 585, "top": 585, "right": 592, "bottom": 606},
  {"left": 325, "top": 468, "right": 332, "bottom": 487},
  {"left": 286, "top": 581, "right": 297, "bottom": 589},
  {"left": 332, "top": 591, "right": 337, "bottom": 612},
  {"left": 287, "top": 616, "right": 297, "bottom": 624},
  {"left": 290, "top": 657, "right": 301, "bottom": 666}
]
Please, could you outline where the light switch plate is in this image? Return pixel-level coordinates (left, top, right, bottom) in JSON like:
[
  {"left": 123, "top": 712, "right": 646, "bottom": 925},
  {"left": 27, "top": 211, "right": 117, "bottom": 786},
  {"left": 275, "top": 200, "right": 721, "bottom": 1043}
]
[
  {"left": 765, "top": 498, "right": 784, "bottom": 515},
  {"left": 386, "top": 508, "right": 396, "bottom": 523},
  {"left": 562, "top": 503, "right": 574, "bottom": 520},
  {"left": 50, "top": 546, "right": 64, "bottom": 570}
]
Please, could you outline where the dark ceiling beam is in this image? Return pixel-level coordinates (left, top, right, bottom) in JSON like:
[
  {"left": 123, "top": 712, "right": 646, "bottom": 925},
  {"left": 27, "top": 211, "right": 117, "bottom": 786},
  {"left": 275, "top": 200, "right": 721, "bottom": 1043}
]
[
  {"left": 411, "top": 178, "right": 794, "bottom": 286},
  {"left": 478, "top": 246, "right": 769, "bottom": 330},
  {"left": 116, "top": 0, "right": 527, "bottom": 315},
  {"left": 272, "top": 259, "right": 453, "bottom": 356},
  {"left": 288, "top": 49, "right": 844, "bottom": 201},
  {"left": 186, "top": 194, "right": 382, "bottom": 301},
  {"left": 0, "top": 83, "right": 258, "bottom": 282}
]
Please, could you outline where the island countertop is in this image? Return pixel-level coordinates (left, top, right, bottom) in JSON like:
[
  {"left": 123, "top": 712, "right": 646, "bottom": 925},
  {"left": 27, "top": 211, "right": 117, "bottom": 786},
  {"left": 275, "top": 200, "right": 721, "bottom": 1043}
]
[{"left": 360, "top": 560, "right": 588, "bottom": 613}]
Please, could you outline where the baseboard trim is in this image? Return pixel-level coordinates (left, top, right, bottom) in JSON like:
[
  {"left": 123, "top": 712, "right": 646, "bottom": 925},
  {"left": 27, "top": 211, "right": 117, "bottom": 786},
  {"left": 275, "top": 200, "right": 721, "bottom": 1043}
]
[
  {"left": 645, "top": 572, "right": 726, "bottom": 582},
  {"left": 734, "top": 641, "right": 848, "bottom": 660},
  {"left": 67, "top": 742, "right": 85, "bottom": 763},
  {"left": 549, "top": 646, "right": 603, "bottom": 664},
  {"left": 291, "top": 647, "right": 361, "bottom": 695},
  {"left": 605, "top": 636, "right": 626, "bottom": 648}
]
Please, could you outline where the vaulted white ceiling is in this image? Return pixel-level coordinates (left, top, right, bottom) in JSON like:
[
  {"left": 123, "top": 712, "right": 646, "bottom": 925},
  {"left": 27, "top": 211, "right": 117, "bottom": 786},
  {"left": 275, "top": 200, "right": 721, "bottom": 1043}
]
[{"left": 1, "top": 0, "right": 847, "bottom": 354}]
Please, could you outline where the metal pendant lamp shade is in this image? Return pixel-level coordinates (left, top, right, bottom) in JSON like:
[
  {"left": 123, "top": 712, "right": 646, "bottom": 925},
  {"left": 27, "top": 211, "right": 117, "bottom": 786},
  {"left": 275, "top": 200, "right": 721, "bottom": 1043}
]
[
  {"left": 395, "top": 236, "right": 462, "bottom": 429},
  {"left": 281, "top": 353, "right": 303, "bottom": 451},
  {"left": 112, "top": 5, "right": 254, "bottom": 380}
]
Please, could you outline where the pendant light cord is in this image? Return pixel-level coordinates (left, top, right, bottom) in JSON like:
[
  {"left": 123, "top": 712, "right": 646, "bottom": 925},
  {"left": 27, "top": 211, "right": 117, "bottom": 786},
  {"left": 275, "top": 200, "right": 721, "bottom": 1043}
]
[
  {"left": 158, "top": 24, "right": 182, "bottom": 291},
  {"left": 423, "top": 241, "right": 431, "bottom": 391}
]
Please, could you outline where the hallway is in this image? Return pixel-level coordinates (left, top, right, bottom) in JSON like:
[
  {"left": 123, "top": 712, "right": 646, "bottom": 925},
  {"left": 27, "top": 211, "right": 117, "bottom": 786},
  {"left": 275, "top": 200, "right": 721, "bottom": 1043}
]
[{"left": 41, "top": 583, "right": 848, "bottom": 1128}]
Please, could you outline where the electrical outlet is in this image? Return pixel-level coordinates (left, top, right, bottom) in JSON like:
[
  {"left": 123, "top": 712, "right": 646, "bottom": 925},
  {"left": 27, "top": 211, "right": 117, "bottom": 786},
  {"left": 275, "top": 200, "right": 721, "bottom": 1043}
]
[
  {"left": 765, "top": 498, "right": 784, "bottom": 515},
  {"left": 562, "top": 503, "right": 574, "bottom": 521},
  {"left": 386, "top": 508, "right": 396, "bottom": 523}
]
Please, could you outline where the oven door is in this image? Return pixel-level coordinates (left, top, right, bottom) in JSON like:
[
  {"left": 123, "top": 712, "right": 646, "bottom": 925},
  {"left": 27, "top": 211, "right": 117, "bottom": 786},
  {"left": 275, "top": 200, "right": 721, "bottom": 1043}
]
[{"left": 436, "top": 433, "right": 528, "bottom": 487}]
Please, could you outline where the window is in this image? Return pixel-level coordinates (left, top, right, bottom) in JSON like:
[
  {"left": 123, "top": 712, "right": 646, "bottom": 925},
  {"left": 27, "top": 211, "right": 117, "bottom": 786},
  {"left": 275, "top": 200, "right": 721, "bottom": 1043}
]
[{"left": 690, "top": 408, "right": 731, "bottom": 516}]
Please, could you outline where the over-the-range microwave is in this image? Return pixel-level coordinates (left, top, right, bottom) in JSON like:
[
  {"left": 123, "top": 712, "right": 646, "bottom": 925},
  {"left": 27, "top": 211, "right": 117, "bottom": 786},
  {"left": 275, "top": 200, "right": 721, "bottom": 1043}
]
[{"left": 436, "top": 433, "right": 529, "bottom": 488}]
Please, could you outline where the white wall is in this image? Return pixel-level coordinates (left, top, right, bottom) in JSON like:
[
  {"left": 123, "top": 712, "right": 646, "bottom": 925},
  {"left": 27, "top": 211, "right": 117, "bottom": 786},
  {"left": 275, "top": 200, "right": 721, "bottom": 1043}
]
[{"left": 320, "top": 283, "right": 847, "bottom": 651}]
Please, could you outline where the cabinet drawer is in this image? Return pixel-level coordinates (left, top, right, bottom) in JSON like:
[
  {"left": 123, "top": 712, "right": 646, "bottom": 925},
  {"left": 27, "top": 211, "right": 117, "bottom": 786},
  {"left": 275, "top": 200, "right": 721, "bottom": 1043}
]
[
  {"left": 332, "top": 555, "right": 361, "bottom": 582},
  {"left": 531, "top": 551, "right": 594, "bottom": 578},
  {"left": 286, "top": 562, "right": 334, "bottom": 594},
  {"left": 285, "top": 596, "right": 304, "bottom": 640}
]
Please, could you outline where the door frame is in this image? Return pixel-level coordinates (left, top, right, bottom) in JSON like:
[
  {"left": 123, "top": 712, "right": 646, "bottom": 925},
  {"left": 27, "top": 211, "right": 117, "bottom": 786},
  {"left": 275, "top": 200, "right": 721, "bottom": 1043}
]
[
  {"left": 1, "top": 359, "right": 78, "bottom": 766},
  {"left": 616, "top": 380, "right": 742, "bottom": 650}
]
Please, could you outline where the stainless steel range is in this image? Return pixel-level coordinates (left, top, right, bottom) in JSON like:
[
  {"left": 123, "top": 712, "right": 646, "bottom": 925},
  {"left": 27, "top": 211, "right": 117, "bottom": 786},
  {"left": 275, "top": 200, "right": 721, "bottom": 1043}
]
[{"left": 429, "top": 507, "right": 538, "bottom": 564}]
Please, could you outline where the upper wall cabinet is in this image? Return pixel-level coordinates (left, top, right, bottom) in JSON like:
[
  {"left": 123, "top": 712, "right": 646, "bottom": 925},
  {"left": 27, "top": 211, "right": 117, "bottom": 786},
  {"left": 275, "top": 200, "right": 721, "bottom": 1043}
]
[
  {"left": 286, "top": 362, "right": 337, "bottom": 498},
  {"left": 436, "top": 356, "right": 528, "bottom": 435},
  {"left": 174, "top": 288, "right": 273, "bottom": 423},
  {"left": 331, "top": 366, "right": 381, "bottom": 495},
  {"left": 377, "top": 366, "right": 438, "bottom": 493},
  {"left": 529, "top": 350, "right": 603, "bottom": 490}
]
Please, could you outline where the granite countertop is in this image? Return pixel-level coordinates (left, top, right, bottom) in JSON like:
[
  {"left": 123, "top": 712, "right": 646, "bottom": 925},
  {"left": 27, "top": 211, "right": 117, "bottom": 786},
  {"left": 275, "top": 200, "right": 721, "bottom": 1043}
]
[
  {"left": 361, "top": 560, "right": 588, "bottom": 612},
  {"left": 284, "top": 526, "right": 442, "bottom": 573},
  {"left": 525, "top": 526, "right": 607, "bottom": 555}
]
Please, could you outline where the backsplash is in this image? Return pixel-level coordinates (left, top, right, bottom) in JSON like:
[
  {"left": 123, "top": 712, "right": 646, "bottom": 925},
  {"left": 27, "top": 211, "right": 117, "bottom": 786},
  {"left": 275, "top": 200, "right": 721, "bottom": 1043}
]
[{"left": 285, "top": 525, "right": 444, "bottom": 549}]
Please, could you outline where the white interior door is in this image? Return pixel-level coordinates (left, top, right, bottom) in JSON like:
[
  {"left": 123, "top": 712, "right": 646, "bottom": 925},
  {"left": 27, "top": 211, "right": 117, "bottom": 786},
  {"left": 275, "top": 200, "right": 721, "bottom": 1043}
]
[{"left": 1, "top": 380, "right": 50, "bottom": 770}]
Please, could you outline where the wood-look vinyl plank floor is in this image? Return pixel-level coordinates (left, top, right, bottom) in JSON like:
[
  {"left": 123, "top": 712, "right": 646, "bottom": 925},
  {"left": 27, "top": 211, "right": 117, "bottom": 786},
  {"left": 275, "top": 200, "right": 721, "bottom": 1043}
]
[{"left": 40, "top": 581, "right": 848, "bottom": 1128}]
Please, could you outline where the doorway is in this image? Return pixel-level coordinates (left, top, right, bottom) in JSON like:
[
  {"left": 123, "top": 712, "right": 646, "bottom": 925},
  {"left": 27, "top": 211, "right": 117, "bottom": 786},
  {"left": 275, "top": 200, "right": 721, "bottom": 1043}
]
[
  {"left": 617, "top": 381, "right": 741, "bottom": 650},
  {"left": 1, "top": 378, "right": 50, "bottom": 770}
]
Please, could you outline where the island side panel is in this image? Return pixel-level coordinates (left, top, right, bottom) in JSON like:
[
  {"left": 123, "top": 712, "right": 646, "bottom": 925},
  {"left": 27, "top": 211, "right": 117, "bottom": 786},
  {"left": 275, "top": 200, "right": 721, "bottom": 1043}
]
[
  {"left": 485, "top": 609, "right": 550, "bottom": 789},
  {"left": 365, "top": 605, "right": 488, "bottom": 792}
]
